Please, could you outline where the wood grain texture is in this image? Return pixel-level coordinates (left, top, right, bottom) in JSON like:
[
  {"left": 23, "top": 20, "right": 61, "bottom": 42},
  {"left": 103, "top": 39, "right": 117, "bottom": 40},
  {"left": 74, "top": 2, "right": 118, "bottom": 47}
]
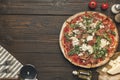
[
  {"left": 0, "top": 0, "right": 119, "bottom": 15},
  {"left": 0, "top": 0, "right": 120, "bottom": 80}
]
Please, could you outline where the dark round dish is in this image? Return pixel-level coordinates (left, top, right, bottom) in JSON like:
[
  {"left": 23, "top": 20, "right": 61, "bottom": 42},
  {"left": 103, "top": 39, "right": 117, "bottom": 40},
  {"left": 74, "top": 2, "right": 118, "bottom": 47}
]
[{"left": 20, "top": 64, "right": 37, "bottom": 79}]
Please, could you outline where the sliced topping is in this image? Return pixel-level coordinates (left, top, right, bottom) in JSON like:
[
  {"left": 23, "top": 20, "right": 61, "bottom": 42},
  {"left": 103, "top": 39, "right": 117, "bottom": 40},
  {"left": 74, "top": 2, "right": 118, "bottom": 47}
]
[
  {"left": 80, "top": 44, "right": 93, "bottom": 54},
  {"left": 90, "top": 23, "right": 96, "bottom": 29},
  {"left": 100, "top": 39, "right": 110, "bottom": 48},
  {"left": 64, "top": 33, "right": 72, "bottom": 41},
  {"left": 82, "top": 16, "right": 93, "bottom": 26},
  {"left": 87, "top": 45, "right": 93, "bottom": 54},
  {"left": 93, "top": 36, "right": 108, "bottom": 58},
  {"left": 87, "top": 35, "right": 94, "bottom": 41},
  {"left": 78, "top": 22, "right": 86, "bottom": 29},
  {"left": 73, "top": 29, "right": 80, "bottom": 34},
  {"left": 82, "top": 34, "right": 89, "bottom": 39},
  {"left": 78, "top": 53, "right": 84, "bottom": 56},
  {"left": 80, "top": 44, "right": 88, "bottom": 52},
  {"left": 99, "top": 24, "right": 105, "bottom": 29},
  {"left": 94, "top": 48, "right": 107, "bottom": 58},
  {"left": 68, "top": 45, "right": 80, "bottom": 55},
  {"left": 96, "top": 21, "right": 102, "bottom": 30},
  {"left": 70, "top": 37, "right": 79, "bottom": 46},
  {"left": 81, "top": 39, "right": 85, "bottom": 42},
  {"left": 92, "top": 32, "right": 95, "bottom": 36},
  {"left": 70, "top": 23, "right": 80, "bottom": 29}
]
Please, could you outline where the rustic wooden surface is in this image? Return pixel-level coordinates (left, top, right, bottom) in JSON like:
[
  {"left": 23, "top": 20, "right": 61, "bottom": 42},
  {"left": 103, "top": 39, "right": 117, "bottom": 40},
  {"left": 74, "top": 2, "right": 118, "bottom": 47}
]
[{"left": 0, "top": 0, "right": 120, "bottom": 80}]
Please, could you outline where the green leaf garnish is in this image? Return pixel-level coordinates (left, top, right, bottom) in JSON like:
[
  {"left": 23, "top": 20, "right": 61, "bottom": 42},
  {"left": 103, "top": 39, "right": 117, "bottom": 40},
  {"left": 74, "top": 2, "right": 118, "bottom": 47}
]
[
  {"left": 70, "top": 24, "right": 80, "bottom": 29},
  {"left": 68, "top": 45, "right": 80, "bottom": 56}
]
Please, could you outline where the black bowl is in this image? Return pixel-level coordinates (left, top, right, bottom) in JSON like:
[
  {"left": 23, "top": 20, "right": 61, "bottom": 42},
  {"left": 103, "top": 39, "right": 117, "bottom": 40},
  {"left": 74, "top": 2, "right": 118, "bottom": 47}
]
[{"left": 20, "top": 64, "right": 37, "bottom": 79}]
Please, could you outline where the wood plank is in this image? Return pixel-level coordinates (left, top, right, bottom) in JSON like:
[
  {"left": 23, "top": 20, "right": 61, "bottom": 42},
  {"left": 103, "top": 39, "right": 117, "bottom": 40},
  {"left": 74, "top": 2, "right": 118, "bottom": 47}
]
[
  {"left": 13, "top": 52, "right": 98, "bottom": 80},
  {"left": 0, "top": 15, "right": 68, "bottom": 38},
  {"left": 2, "top": 40, "right": 60, "bottom": 53},
  {"left": 37, "top": 68, "right": 98, "bottom": 80},
  {"left": 0, "top": 15, "right": 118, "bottom": 40},
  {"left": 0, "top": 15, "right": 120, "bottom": 53},
  {"left": 0, "top": 0, "right": 119, "bottom": 15},
  {"left": 37, "top": 67, "right": 76, "bottom": 80},
  {"left": 11, "top": 52, "right": 73, "bottom": 67}
]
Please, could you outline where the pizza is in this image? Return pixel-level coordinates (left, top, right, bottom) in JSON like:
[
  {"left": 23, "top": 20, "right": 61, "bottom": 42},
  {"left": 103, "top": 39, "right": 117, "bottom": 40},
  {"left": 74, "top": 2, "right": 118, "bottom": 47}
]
[{"left": 59, "top": 11, "right": 119, "bottom": 68}]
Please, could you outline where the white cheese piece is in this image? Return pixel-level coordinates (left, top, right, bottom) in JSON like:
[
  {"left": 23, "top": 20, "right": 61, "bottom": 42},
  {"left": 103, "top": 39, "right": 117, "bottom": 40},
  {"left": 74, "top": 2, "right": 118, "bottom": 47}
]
[
  {"left": 78, "top": 22, "right": 86, "bottom": 29},
  {"left": 73, "top": 29, "right": 80, "bottom": 34},
  {"left": 100, "top": 24, "right": 105, "bottom": 29},
  {"left": 90, "top": 23, "right": 96, "bottom": 29},
  {"left": 107, "top": 64, "right": 120, "bottom": 75},
  {"left": 81, "top": 39, "right": 85, "bottom": 42},
  {"left": 78, "top": 53, "right": 83, "bottom": 56},
  {"left": 87, "top": 45, "right": 93, "bottom": 54},
  {"left": 106, "top": 41, "right": 110, "bottom": 45},
  {"left": 92, "top": 32, "right": 95, "bottom": 36},
  {"left": 82, "top": 60, "right": 86, "bottom": 63},
  {"left": 87, "top": 35, "right": 93, "bottom": 41},
  {"left": 70, "top": 37, "right": 79, "bottom": 46},
  {"left": 83, "top": 20, "right": 86, "bottom": 24},
  {"left": 81, "top": 44, "right": 88, "bottom": 51},
  {"left": 105, "top": 54, "right": 108, "bottom": 57},
  {"left": 76, "top": 21, "right": 80, "bottom": 24},
  {"left": 80, "top": 44, "right": 93, "bottom": 54},
  {"left": 100, "top": 39, "right": 110, "bottom": 48}
]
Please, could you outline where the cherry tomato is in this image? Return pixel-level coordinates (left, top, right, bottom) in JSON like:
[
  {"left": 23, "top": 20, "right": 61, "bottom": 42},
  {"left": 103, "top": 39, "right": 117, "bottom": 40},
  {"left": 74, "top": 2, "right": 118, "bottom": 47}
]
[
  {"left": 70, "top": 54, "right": 79, "bottom": 64},
  {"left": 101, "top": 3, "right": 109, "bottom": 10},
  {"left": 88, "top": 0, "right": 97, "bottom": 9},
  {"left": 109, "top": 34, "right": 115, "bottom": 47},
  {"left": 110, "top": 24, "right": 115, "bottom": 29}
]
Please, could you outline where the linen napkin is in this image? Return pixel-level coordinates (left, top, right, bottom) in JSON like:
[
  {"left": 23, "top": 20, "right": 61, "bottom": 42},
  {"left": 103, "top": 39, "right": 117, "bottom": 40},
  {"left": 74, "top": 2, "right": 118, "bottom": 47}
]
[{"left": 0, "top": 45, "right": 23, "bottom": 79}]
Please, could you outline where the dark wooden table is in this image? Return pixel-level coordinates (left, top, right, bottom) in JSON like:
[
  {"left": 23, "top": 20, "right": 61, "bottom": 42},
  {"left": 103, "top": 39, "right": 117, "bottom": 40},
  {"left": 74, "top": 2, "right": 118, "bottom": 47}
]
[{"left": 0, "top": 0, "right": 120, "bottom": 80}]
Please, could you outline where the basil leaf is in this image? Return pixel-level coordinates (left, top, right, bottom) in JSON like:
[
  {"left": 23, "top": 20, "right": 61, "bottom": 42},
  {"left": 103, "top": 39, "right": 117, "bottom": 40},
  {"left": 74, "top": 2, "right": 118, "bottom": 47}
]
[
  {"left": 69, "top": 49, "right": 76, "bottom": 56},
  {"left": 110, "top": 30, "right": 116, "bottom": 36},
  {"left": 103, "top": 33, "right": 111, "bottom": 41},
  {"left": 64, "top": 33, "right": 71, "bottom": 41},
  {"left": 95, "top": 48, "right": 107, "bottom": 59},
  {"left": 93, "top": 36, "right": 102, "bottom": 56},
  {"left": 68, "top": 45, "right": 80, "bottom": 56},
  {"left": 96, "top": 21, "right": 102, "bottom": 30},
  {"left": 96, "top": 36, "right": 101, "bottom": 46},
  {"left": 83, "top": 17, "right": 92, "bottom": 26},
  {"left": 70, "top": 24, "right": 80, "bottom": 29}
]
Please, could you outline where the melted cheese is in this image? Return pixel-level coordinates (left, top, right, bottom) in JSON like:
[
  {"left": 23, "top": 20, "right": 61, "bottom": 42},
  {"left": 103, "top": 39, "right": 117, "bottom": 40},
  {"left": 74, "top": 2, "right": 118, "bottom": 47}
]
[
  {"left": 70, "top": 37, "right": 79, "bottom": 46},
  {"left": 90, "top": 23, "right": 96, "bottom": 29},
  {"left": 100, "top": 24, "right": 105, "bottom": 29},
  {"left": 78, "top": 53, "right": 83, "bottom": 56},
  {"left": 87, "top": 45, "right": 93, "bottom": 54},
  {"left": 73, "top": 29, "right": 80, "bottom": 34},
  {"left": 80, "top": 44, "right": 88, "bottom": 51},
  {"left": 78, "top": 22, "right": 86, "bottom": 29},
  {"left": 80, "top": 44, "right": 93, "bottom": 54},
  {"left": 87, "top": 35, "right": 93, "bottom": 41},
  {"left": 100, "top": 39, "right": 110, "bottom": 48}
]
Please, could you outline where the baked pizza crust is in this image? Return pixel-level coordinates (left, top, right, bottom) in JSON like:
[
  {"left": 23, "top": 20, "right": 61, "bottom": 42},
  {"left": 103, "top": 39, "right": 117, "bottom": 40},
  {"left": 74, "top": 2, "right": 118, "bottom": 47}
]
[{"left": 59, "top": 11, "right": 119, "bottom": 68}]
